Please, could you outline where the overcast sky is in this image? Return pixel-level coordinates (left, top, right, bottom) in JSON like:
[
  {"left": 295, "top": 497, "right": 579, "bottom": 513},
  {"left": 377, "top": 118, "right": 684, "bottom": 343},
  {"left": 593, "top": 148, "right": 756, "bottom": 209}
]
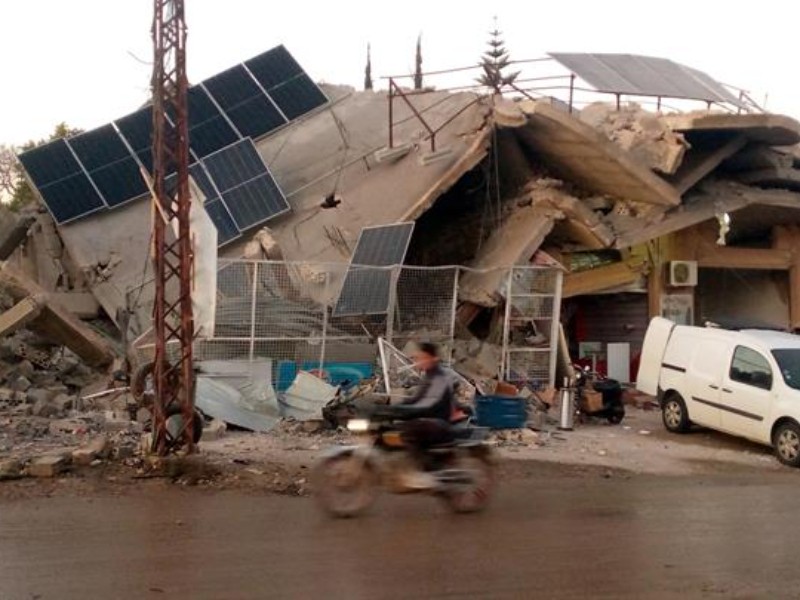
[{"left": 2, "top": 0, "right": 798, "bottom": 145}]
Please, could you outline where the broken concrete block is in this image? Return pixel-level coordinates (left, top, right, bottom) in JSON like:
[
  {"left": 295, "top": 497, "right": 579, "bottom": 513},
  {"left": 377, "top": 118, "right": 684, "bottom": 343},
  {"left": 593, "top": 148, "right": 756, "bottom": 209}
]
[
  {"left": 16, "top": 360, "right": 34, "bottom": 379},
  {"left": 49, "top": 418, "right": 88, "bottom": 436},
  {"left": 103, "top": 418, "right": 138, "bottom": 433},
  {"left": 26, "top": 388, "right": 56, "bottom": 406},
  {"left": 52, "top": 394, "right": 74, "bottom": 413},
  {"left": 32, "top": 399, "right": 59, "bottom": 419},
  {"left": 114, "top": 444, "right": 136, "bottom": 460},
  {"left": 0, "top": 387, "right": 14, "bottom": 403},
  {"left": 72, "top": 435, "right": 110, "bottom": 465},
  {"left": 28, "top": 454, "right": 70, "bottom": 478},
  {"left": 0, "top": 459, "right": 22, "bottom": 481},
  {"left": 11, "top": 376, "right": 32, "bottom": 393},
  {"left": 136, "top": 407, "right": 151, "bottom": 425},
  {"left": 202, "top": 419, "right": 226, "bottom": 441}
]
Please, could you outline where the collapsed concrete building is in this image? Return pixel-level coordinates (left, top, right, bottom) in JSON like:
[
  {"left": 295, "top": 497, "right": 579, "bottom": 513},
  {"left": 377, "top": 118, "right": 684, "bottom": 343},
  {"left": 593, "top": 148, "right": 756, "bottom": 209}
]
[{"left": 10, "top": 46, "right": 800, "bottom": 392}]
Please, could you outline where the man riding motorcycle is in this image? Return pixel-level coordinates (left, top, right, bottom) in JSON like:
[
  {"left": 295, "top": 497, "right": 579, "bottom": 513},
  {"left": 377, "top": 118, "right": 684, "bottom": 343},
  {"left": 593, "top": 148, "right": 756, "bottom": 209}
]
[{"left": 376, "top": 342, "right": 470, "bottom": 489}]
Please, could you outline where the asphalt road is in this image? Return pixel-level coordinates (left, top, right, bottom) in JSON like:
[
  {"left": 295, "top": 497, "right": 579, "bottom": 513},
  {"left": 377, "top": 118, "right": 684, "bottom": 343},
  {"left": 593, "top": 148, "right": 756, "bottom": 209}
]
[{"left": 3, "top": 465, "right": 800, "bottom": 599}]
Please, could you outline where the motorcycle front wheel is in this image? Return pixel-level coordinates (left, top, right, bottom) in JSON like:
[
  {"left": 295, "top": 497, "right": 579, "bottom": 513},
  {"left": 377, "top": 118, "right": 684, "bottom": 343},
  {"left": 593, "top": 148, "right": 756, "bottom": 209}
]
[
  {"left": 312, "top": 453, "right": 379, "bottom": 518},
  {"left": 439, "top": 454, "right": 494, "bottom": 514}
]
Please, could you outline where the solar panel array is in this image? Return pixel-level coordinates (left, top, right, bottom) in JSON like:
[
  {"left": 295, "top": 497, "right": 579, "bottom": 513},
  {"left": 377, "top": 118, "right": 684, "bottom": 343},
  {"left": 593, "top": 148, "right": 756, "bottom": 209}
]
[
  {"left": 333, "top": 224, "right": 416, "bottom": 317},
  {"left": 18, "top": 45, "right": 326, "bottom": 238}
]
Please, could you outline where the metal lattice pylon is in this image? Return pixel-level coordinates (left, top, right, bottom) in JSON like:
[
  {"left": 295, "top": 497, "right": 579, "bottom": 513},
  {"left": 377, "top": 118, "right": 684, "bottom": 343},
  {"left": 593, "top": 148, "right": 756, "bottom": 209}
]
[{"left": 150, "top": 0, "right": 195, "bottom": 454}]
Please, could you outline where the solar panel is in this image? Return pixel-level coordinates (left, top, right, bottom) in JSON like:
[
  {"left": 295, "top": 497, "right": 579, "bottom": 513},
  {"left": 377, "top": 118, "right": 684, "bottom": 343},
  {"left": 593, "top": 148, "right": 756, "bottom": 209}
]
[
  {"left": 67, "top": 125, "right": 147, "bottom": 206},
  {"left": 186, "top": 86, "right": 240, "bottom": 158},
  {"left": 244, "top": 45, "right": 303, "bottom": 90},
  {"left": 333, "top": 223, "right": 415, "bottom": 317},
  {"left": 548, "top": 53, "right": 746, "bottom": 108},
  {"left": 268, "top": 73, "right": 327, "bottom": 121},
  {"left": 222, "top": 174, "right": 289, "bottom": 230},
  {"left": 37, "top": 172, "right": 106, "bottom": 224},
  {"left": 115, "top": 107, "right": 155, "bottom": 172},
  {"left": 201, "top": 138, "right": 265, "bottom": 192},
  {"left": 199, "top": 139, "right": 289, "bottom": 230},
  {"left": 203, "top": 66, "right": 286, "bottom": 139},
  {"left": 17, "top": 138, "right": 107, "bottom": 224},
  {"left": 189, "top": 164, "right": 218, "bottom": 202},
  {"left": 18, "top": 138, "right": 82, "bottom": 188},
  {"left": 204, "top": 198, "right": 241, "bottom": 246}
]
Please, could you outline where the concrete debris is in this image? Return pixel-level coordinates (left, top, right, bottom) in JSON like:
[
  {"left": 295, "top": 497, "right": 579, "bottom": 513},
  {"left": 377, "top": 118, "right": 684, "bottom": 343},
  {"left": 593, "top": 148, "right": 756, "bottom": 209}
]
[
  {"left": 27, "top": 453, "right": 70, "bottom": 478},
  {"left": 202, "top": 419, "right": 227, "bottom": 441},
  {"left": 72, "top": 435, "right": 110, "bottom": 465},
  {"left": 579, "top": 103, "right": 688, "bottom": 174},
  {"left": 281, "top": 371, "right": 339, "bottom": 421}
]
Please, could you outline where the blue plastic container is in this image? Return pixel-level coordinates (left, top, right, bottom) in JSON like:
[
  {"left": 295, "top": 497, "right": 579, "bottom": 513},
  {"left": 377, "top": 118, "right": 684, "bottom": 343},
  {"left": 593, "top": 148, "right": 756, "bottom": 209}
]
[{"left": 475, "top": 395, "right": 527, "bottom": 429}]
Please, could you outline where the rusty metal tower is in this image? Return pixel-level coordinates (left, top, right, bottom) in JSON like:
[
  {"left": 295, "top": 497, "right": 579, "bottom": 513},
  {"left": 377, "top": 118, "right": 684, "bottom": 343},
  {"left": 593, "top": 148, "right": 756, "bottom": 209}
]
[{"left": 150, "top": 0, "right": 195, "bottom": 454}]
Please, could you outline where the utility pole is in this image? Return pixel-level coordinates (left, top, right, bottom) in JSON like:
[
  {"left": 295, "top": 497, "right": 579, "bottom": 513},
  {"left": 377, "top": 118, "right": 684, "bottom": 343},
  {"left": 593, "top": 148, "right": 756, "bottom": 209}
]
[{"left": 150, "top": 0, "right": 195, "bottom": 454}]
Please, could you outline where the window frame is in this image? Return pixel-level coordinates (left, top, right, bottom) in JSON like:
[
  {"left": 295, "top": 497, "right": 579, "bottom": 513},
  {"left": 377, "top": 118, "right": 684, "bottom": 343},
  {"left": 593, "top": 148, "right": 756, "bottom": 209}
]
[{"left": 729, "top": 345, "right": 773, "bottom": 391}]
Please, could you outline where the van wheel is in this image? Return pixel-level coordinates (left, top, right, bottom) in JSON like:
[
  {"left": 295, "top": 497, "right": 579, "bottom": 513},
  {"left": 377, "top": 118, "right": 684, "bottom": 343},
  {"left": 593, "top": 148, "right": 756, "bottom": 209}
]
[
  {"left": 662, "top": 394, "right": 690, "bottom": 433},
  {"left": 773, "top": 421, "right": 800, "bottom": 467}
]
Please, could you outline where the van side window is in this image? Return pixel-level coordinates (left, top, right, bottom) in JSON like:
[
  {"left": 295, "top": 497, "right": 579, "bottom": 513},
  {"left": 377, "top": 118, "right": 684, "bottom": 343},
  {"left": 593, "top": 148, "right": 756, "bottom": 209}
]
[{"left": 729, "top": 346, "right": 773, "bottom": 390}]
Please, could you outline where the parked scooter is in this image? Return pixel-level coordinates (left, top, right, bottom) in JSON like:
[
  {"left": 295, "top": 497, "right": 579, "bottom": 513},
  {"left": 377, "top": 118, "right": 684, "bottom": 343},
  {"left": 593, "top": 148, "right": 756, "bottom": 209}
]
[
  {"left": 312, "top": 414, "right": 495, "bottom": 518},
  {"left": 573, "top": 365, "right": 626, "bottom": 424}
]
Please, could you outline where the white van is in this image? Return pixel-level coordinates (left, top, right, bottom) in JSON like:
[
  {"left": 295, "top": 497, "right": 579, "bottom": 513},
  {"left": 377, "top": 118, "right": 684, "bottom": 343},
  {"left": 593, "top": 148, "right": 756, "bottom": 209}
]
[{"left": 637, "top": 317, "right": 800, "bottom": 467}]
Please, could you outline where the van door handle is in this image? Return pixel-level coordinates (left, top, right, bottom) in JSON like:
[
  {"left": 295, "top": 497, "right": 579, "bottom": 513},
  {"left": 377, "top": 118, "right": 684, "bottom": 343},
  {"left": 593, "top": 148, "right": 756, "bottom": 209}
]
[
  {"left": 722, "top": 388, "right": 733, "bottom": 394},
  {"left": 709, "top": 384, "right": 719, "bottom": 390}
]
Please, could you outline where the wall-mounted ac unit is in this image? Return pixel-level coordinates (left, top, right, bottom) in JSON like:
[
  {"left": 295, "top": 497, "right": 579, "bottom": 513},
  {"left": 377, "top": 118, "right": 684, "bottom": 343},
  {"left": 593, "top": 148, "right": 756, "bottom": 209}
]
[{"left": 669, "top": 261, "right": 698, "bottom": 287}]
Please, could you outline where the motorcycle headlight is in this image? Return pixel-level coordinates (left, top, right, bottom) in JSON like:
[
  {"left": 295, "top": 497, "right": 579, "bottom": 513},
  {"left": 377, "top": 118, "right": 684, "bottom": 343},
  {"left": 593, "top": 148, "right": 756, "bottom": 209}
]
[{"left": 346, "top": 418, "right": 370, "bottom": 432}]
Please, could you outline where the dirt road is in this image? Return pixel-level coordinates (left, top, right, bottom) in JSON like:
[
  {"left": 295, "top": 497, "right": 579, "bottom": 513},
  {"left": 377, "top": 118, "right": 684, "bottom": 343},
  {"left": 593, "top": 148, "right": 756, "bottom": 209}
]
[{"left": 3, "top": 461, "right": 800, "bottom": 599}]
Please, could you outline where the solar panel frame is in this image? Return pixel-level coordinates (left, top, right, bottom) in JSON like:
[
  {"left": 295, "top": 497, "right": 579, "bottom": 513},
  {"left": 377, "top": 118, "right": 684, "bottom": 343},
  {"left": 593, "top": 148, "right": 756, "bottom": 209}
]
[
  {"left": 201, "top": 138, "right": 266, "bottom": 193},
  {"left": 37, "top": 172, "right": 107, "bottom": 224},
  {"left": 114, "top": 107, "right": 155, "bottom": 172},
  {"left": 186, "top": 85, "right": 242, "bottom": 158},
  {"left": 18, "top": 138, "right": 83, "bottom": 188},
  {"left": 548, "top": 52, "right": 747, "bottom": 108},
  {"left": 67, "top": 125, "right": 148, "bottom": 207},
  {"left": 204, "top": 198, "right": 241, "bottom": 246},
  {"left": 333, "top": 223, "right": 415, "bottom": 317},
  {"left": 267, "top": 73, "right": 328, "bottom": 121},
  {"left": 202, "top": 65, "right": 287, "bottom": 139},
  {"left": 221, "top": 172, "right": 290, "bottom": 231},
  {"left": 244, "top": 45, "right": 303, "bottom": 91}
]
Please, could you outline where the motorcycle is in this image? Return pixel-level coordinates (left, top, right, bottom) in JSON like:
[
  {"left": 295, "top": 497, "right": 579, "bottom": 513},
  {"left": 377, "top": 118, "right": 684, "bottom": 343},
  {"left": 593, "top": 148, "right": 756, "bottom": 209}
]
[
  {"left": 312, "top": 414, "right": 495, "bottom": 518},
  {"left": 573, "top": 364, "right": 625, "bottom": 424}
]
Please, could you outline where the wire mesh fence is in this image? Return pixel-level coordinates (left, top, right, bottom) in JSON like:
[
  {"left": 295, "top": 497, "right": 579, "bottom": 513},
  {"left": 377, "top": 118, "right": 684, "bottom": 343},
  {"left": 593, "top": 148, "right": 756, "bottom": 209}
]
[{"left": 178, "top": 260, "right": 563, "bottom": 390}]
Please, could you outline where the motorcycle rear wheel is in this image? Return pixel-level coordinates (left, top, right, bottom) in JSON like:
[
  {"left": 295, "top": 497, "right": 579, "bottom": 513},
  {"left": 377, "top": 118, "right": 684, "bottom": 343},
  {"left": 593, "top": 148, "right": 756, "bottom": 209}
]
[
  {"left": 312, "top": 454, "right": 379, "bottom": 518},
  {"left": 439, "top": 454, "right": 494, "bottom": 514}
]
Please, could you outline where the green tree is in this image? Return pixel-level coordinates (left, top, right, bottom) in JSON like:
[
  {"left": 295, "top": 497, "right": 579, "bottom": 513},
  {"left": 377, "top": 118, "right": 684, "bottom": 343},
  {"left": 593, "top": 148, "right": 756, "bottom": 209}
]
[
  {"left": 4, "top": 122, "right": 83, "bottom": 212},
  {"left": 364, "top": 43, "right": 373, "bottom": 91},
  {"left": 414, "top": 34, "right": 423, "bottom": 90},
  {"left": 477, "top": 19, "right": 519, "bottom": 94}
]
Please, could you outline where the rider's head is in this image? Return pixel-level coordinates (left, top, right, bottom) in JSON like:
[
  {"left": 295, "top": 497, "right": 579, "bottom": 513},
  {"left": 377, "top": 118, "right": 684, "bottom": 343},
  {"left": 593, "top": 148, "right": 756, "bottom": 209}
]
[{"left": 413, "top": 342, "right": 440, "bottom": 372}]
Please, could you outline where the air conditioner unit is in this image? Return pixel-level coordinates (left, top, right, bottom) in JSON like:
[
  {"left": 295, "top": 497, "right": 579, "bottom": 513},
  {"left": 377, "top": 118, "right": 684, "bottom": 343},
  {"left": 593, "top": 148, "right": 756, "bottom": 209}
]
[{"left": 669, "top": 261, "right": 698, "bottom": 287}]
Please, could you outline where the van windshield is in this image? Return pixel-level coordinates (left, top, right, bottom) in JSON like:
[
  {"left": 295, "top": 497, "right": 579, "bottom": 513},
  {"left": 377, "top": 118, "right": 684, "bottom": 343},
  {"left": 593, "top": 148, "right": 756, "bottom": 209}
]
[{"left": 772, "top": 349, "right": 800, "bottom": 391}]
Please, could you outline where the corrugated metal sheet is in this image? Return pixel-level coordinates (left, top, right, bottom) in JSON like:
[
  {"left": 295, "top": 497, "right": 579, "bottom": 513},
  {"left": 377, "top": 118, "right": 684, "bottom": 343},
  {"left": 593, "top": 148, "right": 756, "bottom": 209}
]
[{"left": 548, "top": 53, "right": 745, "bottom": 108}]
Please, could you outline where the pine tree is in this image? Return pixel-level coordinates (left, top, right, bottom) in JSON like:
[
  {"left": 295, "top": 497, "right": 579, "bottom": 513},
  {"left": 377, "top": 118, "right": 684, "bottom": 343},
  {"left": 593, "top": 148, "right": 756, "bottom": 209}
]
[
  {"left": 414, "top": 34, "right": 423, "bottom": 90},
  {"left": 364, "top": 44, "right": 373, "bottom": 91},
  {"left": 477, "top": 18, "right": 520, "bottom": 94}
]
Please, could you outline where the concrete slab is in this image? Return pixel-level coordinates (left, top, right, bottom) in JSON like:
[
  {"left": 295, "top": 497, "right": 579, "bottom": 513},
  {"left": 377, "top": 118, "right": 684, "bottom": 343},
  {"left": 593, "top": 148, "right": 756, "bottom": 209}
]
[
  {"left": 459, "top": 204, "right": 558, "bottom": 307},
  {"left": 665, "top": 112, "right": 800, "bottom": 146},
  {"left": 509, "top": 101, "right": 681, "bottom": 206},
  {"left": 735, "top": 166, "right": 800, "bottom": 192}
]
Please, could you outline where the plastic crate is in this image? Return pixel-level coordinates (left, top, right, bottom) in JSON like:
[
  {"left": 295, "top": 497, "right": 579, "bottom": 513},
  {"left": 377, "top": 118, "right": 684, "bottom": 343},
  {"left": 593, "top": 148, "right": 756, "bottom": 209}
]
[{"left": 475, "top": 395, "right": 526, "bottom": 429}]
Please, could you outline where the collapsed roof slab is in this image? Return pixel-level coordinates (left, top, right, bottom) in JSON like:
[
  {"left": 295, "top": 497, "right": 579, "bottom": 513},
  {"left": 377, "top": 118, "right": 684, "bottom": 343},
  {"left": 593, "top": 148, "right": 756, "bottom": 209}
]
[
  {"left": 506, "top": 101, "right": 681, "bottom": 206},
  {"left": 664, "top": 112, "right": 800, "bottom": 147},
  {"left": 247, "top": 87, "right": 491, "bottom": 264},
  {"left": 562, "top": 259, "right": 646, "bottom": 298},
  {"left": 458, "top": 203, "right": 560, "bottom": 307},
  {"left": 613, "top": 181, "right": 800, "bottom": 248},
  {"left": 735, "top": 166, "right": 800, "bottom": 192}
]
